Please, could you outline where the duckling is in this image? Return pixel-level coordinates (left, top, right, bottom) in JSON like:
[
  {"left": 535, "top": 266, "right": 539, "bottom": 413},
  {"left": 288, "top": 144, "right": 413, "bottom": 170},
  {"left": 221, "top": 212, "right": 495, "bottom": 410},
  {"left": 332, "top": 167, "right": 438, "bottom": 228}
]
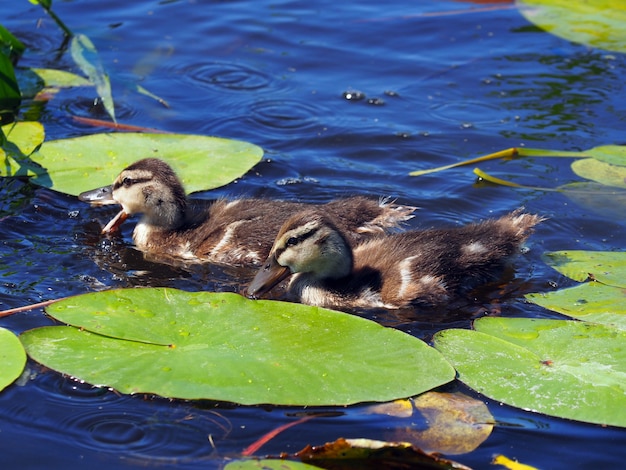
[
  {"left": 79, "top": 158, "right": 416, "bottom": 266},
  {"left": 247, "top": 209, "right": 543, "bottom": 309}
]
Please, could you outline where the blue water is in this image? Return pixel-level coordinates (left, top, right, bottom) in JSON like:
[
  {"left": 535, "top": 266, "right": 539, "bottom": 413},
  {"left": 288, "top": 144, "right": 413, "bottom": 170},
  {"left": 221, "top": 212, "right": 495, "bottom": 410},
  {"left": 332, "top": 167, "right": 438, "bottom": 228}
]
[{"left": 1, "top": 0, "right": 625, "bottom": 468}]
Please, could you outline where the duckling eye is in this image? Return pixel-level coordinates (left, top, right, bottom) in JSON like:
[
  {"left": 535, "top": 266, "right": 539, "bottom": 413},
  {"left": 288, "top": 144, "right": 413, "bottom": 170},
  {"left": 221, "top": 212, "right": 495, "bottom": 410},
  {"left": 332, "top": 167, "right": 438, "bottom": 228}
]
[
  {"left": 286, "top": 237, "right": 299, "bottom": 247},
  {"left": 122, "top": 177, "right": 133, "bottom": 187}
]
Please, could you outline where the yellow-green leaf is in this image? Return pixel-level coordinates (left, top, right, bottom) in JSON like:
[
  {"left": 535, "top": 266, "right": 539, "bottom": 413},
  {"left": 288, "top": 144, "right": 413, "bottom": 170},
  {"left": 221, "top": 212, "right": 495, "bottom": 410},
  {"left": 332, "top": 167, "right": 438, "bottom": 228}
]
[
  {"left": 571, "top": 158, "right": 626, "bottom": 189},
  {"left": 526, "top": 282, "right": 626, "bottom": 331},
  {"left": 20, "top": 289, "right": 454, "bottom": 405},
  {"left": 518, "top": 0, "right": 626, "bottom": 53},
  {"left": 541, "top": 250, "right": 626, "bottom": 287}
]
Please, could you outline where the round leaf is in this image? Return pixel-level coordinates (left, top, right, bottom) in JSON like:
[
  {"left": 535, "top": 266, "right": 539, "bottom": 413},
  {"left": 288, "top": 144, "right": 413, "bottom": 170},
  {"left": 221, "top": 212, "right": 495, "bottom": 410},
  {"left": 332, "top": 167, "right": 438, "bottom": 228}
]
[
  {"left": 20, "top": 289, "right": 454, "bottom": 405},
  {"left": 571, "top": 158, "right": 626, "bottom": 189},
  {"left": 518, "top": 0, "right": 626, "bottom": 53},
  {"left": 541, "top": 250, "right": 626, "bottom": 287},
  {"left": 0, "top": 121, "right": 45, "bottom": 168},
  {"left": 16, "top": 68, "right": 92, "bottom": 98},
  {"left": 434, "top": 317, "right": 626, "bottom": 427},
  {"left": 580, "top": 145, "right": 626, "bottom": 166},
  {"left": 389, "top": 392, "right": 494, "bottom": 455},
  {"left": 27, "top": 132, "right": 263, "bottom": 196},
  {"left": 526, "top": 282, "right": 626, "bottom": 331},
  {"left": 0, "top": 327, "right": 27, "bottom": 391}
]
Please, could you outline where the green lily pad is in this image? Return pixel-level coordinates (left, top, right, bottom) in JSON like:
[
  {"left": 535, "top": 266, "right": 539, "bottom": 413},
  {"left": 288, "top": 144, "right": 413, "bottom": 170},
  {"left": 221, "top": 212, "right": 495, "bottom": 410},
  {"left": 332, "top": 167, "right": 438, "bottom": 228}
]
[
  {"left": 0, "top": 132, "right": 262, "bottom": 196},
  {"left": 0, "top": 121, "right": 45, "bottom": 162},
  {"left": 542, "top": 250, "right": 626, "bottom": 287},
  {"left": 20, "top": 289, "right": 454, "bottom": 405},
  {"left": 16, "top": 67, "right": 92, "bottom": 98},
  {"left": 578, "top": 144, "right": 626, "bottom": 166},
  {"left": 0, "top": 327, "right": 27, "bottom": 392},
  {"left": 571, "top": 158, "right": 626, "bottom": 189},
  {"left": 526, "top": 282, "right": 626, "bottom": 331},
  {"left": 518, "top": 0, "right": 626, "bottom": 53},
  {"left": 434, "top": 317, "right": 626, "bottom": 427}
]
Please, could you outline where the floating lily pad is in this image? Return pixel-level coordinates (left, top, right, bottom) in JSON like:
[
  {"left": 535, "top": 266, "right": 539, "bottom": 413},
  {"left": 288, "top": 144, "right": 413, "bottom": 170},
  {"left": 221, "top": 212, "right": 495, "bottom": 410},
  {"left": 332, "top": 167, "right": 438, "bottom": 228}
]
[
  {"left": 0, "top": 327, "right": 27, "bottom": 391},
  {"left": 434, "top": 317, "right": 626, "bottom": 427},
  {"left": 518, "top": 0, "right": 626, "bottom": 53},
  {"left": 0, "top": 132, "right": 263, "bottom": 196},
  {"left": 0, "top": 121, "right": 45, "bottom": 163},
  {"left": 571, "top": 158, "right": 626, "bottom": 189},
  {"left": 576, "top": 144, "right": 626, "bottom": 166},
  {"left": 16, "top": 67, "right": 92, "bottom": 98},
  {"left": 541, "top": 250, "right": 626, "bottom": 287},
  {"left": 526, "top": 282, "right": 626, "bottom": 331},
  {"left": 20, "top": 289, "right": 454, "bottom": 405}
]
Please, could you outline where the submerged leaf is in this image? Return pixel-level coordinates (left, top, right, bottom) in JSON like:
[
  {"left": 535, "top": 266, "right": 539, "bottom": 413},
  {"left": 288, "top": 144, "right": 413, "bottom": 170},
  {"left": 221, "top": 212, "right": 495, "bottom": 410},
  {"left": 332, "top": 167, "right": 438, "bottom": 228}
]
[
  {"left": 71, "top": 34, "right": 115, "bottom": 122},
  {"left": 366, "top": 399, "right": 414, "bottom": 418},
  {"left": 541, "top": 250, "right": 626, "bottom": 287},
  {"left": 22, "top": 132, "right": 263, "bottom": 195},
  {"left": 0, "top": 327, "right": 27, "bottom": 391},
  {"left": 20, "top": 289, "right": 454, "bottom": 405},
  {"left": 434, "top": 317, "right": 626, "bottom": 427},
  {"left": 526, "top": 282, "right": 626, "bottom": 331},
  {"left": 558, "top": 182, "right": 626, "bottom": 220},
  {"left": 390, "top": 392, "right": 494, "bottom": 455}
]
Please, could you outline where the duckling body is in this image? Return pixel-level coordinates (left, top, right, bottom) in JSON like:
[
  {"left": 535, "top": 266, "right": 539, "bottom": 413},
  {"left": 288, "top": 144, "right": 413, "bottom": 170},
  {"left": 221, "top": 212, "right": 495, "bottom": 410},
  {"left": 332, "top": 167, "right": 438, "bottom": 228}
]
[
  {"left": 79, "top": 158, "right": 416, "bottom": 266},
  {"left": 247, "top": 209, "right": 543, "bottom": 309}
]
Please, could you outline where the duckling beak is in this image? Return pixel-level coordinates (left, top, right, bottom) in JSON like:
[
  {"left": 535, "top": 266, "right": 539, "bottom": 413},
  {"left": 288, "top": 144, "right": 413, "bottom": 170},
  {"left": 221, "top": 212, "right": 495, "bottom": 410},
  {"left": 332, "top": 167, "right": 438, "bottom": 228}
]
[
  {"left": 78, "top": 185, "right": 127, "bottom": 234},
  {"left": 101, "top": 209, "right": 129, "bottom": 233},
  {"left": 78, "top": 185, "right": 116, "bottom": 205},
  {"left": 247, "top": 254, "right": 292, "bottom": 298}
]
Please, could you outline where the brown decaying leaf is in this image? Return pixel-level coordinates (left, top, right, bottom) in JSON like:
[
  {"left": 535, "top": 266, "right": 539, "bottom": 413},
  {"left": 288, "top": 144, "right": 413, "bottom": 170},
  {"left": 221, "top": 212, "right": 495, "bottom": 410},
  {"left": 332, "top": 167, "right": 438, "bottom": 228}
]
[
  {"left": 295, "top": 437, "right": 472, "bottom": 470},
  {"left": 388, "top": 392, "right": 494, "bottom": 455}
]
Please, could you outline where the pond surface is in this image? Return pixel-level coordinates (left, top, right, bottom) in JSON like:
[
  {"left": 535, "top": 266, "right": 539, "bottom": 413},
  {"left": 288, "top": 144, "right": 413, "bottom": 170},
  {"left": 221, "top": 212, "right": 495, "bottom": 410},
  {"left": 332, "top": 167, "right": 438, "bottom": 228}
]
[{"left": 1, "top": 0, "right": 625, "bottom": 468}]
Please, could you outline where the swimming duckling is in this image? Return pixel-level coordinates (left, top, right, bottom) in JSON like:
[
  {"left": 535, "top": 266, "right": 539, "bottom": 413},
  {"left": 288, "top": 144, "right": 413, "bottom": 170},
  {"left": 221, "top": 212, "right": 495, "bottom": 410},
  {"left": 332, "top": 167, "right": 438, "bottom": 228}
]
[
  {"left": 79, "top": 158, "right": 416, "bottom": 266},
  {"left": 247, "top": 209, "right": 543, "bottom": 309}
]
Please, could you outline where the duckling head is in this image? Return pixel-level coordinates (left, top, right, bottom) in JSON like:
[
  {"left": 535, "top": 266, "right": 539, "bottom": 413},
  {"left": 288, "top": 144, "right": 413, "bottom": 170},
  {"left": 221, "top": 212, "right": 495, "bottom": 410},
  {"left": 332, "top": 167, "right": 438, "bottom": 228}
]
[
  {"left": 79, "top": 158, "right": 187, "bottom": 232},
  {"left": 247, "top": 210, "right": 353, "bottom": 298}
]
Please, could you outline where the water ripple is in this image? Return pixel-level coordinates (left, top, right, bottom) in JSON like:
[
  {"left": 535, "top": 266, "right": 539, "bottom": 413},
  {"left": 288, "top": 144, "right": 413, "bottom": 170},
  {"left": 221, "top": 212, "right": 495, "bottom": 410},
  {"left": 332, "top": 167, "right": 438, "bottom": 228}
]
[
  {"left": 249, "top": 98, "right": 323, "bottom": 133},
  {"left": 182, "top": 61, "right": 271, "bottom": 91},
  {"left": 64, "top": 407, "right": 220, "bottom": 459},
  {"left": 428, "top": 100, "right": 504, "bottom": 127}
]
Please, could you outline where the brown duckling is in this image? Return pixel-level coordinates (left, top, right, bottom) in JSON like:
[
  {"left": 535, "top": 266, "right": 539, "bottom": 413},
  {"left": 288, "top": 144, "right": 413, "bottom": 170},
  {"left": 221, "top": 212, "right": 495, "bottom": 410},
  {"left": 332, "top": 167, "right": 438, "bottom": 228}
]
[
  {"left": 79, "top": 158, "right": 416, "bottom": 266},
  {"left": 247, "top": 209, "right": 543, "bottom": 309}
]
